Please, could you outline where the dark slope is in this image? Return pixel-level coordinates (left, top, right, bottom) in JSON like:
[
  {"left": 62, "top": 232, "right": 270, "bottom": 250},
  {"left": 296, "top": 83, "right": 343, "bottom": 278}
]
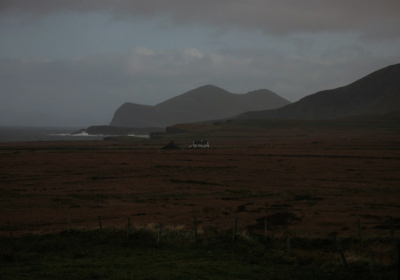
[
  {"left": 236, "top": 63, "right": 400, "bottom": 120},
  {"left": 110, "top": 85, "right": 291, "bottom": 127},
  {"left": 338, "top": 109, "right": 400, "bottom": 122}
]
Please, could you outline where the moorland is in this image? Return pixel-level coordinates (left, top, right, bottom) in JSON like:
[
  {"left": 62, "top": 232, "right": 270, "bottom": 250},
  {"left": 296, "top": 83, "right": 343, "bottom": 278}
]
[{"left": 1, "top": 119, "right": 399, "bottom": 279}]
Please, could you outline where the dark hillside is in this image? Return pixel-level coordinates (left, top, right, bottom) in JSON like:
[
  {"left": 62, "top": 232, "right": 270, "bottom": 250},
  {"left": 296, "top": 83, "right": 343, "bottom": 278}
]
[{"left": 236, "top": 63, "right": 400, "bottom": 120}]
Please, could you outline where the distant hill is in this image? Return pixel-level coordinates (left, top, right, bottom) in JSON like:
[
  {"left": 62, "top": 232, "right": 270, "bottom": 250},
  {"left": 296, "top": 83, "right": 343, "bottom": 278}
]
[
  {"left": 236, "top": 63, "right": 400, "bottom": 120},
  {"left": 110, "top": 85, "right": 291, "bottom": 127}
]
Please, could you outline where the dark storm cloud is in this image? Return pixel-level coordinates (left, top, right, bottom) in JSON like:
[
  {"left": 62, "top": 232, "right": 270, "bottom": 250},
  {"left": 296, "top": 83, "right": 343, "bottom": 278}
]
[{"left": 1, "top": 0, "right": 400, "bottom": 40}]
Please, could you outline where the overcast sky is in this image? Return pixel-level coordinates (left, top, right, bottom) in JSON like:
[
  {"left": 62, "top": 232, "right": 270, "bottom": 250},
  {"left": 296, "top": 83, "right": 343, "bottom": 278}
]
[{"left": 1, "top": 1, "right": 399, "bottom": 127}]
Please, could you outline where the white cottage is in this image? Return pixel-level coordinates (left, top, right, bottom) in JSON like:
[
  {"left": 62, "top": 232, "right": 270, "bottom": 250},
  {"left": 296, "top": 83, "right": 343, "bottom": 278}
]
[{"left": 189, "top": 140, "right": 209, "bottom": 148}]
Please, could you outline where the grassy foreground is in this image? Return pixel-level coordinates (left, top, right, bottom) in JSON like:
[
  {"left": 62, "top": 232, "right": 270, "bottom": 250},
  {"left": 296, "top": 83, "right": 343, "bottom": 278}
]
[{"left": 0, "top": 227, "right": 397, "bottom": 280}]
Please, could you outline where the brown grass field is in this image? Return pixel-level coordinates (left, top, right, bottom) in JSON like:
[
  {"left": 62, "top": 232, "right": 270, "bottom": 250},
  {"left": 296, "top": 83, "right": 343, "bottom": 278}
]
[{"left": 1, "top": 120, "right": 399, "bottom": 242}]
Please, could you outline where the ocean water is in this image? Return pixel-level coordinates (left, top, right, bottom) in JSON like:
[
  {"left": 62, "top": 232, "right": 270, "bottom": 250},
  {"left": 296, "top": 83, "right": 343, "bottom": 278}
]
[{"left": 0, "top": 126, "right": 106, "bottom": 142}]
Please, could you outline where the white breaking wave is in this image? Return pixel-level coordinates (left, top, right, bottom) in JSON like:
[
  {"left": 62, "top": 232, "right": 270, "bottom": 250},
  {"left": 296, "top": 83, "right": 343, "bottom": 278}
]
[
  {"left": 128, "top": 134, "right": 149, "bottom": 138},
  {"left": 48, "top": 133, "right": 149, "bottom": 138},
  {"left": 48, "top": 133, "right": 100, "bottom": 137}
]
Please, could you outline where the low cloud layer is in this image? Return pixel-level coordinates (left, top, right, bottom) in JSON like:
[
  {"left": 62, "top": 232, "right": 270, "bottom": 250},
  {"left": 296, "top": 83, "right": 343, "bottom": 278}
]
[
  {"left": 1, "top": 46, "right": 398, "bottom": 126},
  {"left": 2, "top": 0, "right": 400, "bottom": 40},
  {"left": 1, "top": 1, "right": 399, "bottom": 126}
]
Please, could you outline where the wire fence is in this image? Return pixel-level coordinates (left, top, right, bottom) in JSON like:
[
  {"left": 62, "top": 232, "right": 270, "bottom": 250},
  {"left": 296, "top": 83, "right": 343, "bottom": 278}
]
[{"left": 2, "top": 209, "right": 399, "bottom": 270}]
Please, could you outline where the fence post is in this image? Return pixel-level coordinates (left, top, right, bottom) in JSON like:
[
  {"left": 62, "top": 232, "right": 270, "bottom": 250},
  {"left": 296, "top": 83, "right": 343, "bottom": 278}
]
[
  {"left": 264, "top": 219, "right": 268, "bottom": 237},
  {"left": 194, "top": 216, "right": 198, "bottom": 243},
  {"left": 286, "top": 230, "right": 291, "bottom": 256},
  {"left": 232, "top": 217, "right": 238, "bottom": 242},
  {"left": 335, "top": 234, "right": 348, "bottom": 266},
  {"left": 358, "top": 218, "right": 363, "bottom": 251},
  {"left": 127, "top": 218, "right": 131, "bottom": 239},
  {"left": 68, "top": 207, "right": 71, "bottom": 234},
  {"left": 157, "top": 223, "right": 163, "bottom": 244},
  {"left": 98, "top": 216, "right": 102, "bottom": 232},
  {"left": 7, "top": 221, "right": 13, "bottom": 240},
  {"left": 369, "top": 253, "right": 374, "bottom": 275},
  {"left": 390, "top": 217, "right": 398, "bottom": 265},
  {"left": 398, "top": 244, "right": 400, "bottom": 277}
]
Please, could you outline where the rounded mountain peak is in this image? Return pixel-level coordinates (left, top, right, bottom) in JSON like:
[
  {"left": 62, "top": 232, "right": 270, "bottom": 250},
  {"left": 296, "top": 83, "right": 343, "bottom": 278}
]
[
  {"left": 189, "top": 85, "right": 229, "bottom": 94},
  {"left": 246, "top": 89, "right": 277, "bottom": 96},
  {"left": 197, "top": 84, "right": 224, "bottom": 91},
  {"left": 173, "top": 85, "right": 231, "bottom": 99}
]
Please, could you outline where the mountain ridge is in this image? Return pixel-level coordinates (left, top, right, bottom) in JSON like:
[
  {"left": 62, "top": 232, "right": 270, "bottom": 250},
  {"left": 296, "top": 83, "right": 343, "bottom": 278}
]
[
  {"left": 110, "top": 85, "right": 291, "bottom": 127},
  {"left": 235, "top": 63, "right": 400, "bottom": 120}
]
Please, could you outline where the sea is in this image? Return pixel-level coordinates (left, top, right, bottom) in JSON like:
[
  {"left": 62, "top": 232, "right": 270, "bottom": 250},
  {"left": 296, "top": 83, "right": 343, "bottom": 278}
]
[{"left": 0, "top": 126, "right": 109, "bottom": 142}]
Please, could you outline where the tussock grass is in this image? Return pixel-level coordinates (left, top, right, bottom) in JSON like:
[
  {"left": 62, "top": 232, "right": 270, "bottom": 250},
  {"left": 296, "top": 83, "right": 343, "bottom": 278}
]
[{"left": 0, "top": 226, "right": 397, "bottom": 280}]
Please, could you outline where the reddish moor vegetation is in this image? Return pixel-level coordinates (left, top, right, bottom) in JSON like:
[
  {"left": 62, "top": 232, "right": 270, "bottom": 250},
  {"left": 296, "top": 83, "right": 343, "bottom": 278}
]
[{"left": 1, "top": 124, "right": 399, "bottom": 240}]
